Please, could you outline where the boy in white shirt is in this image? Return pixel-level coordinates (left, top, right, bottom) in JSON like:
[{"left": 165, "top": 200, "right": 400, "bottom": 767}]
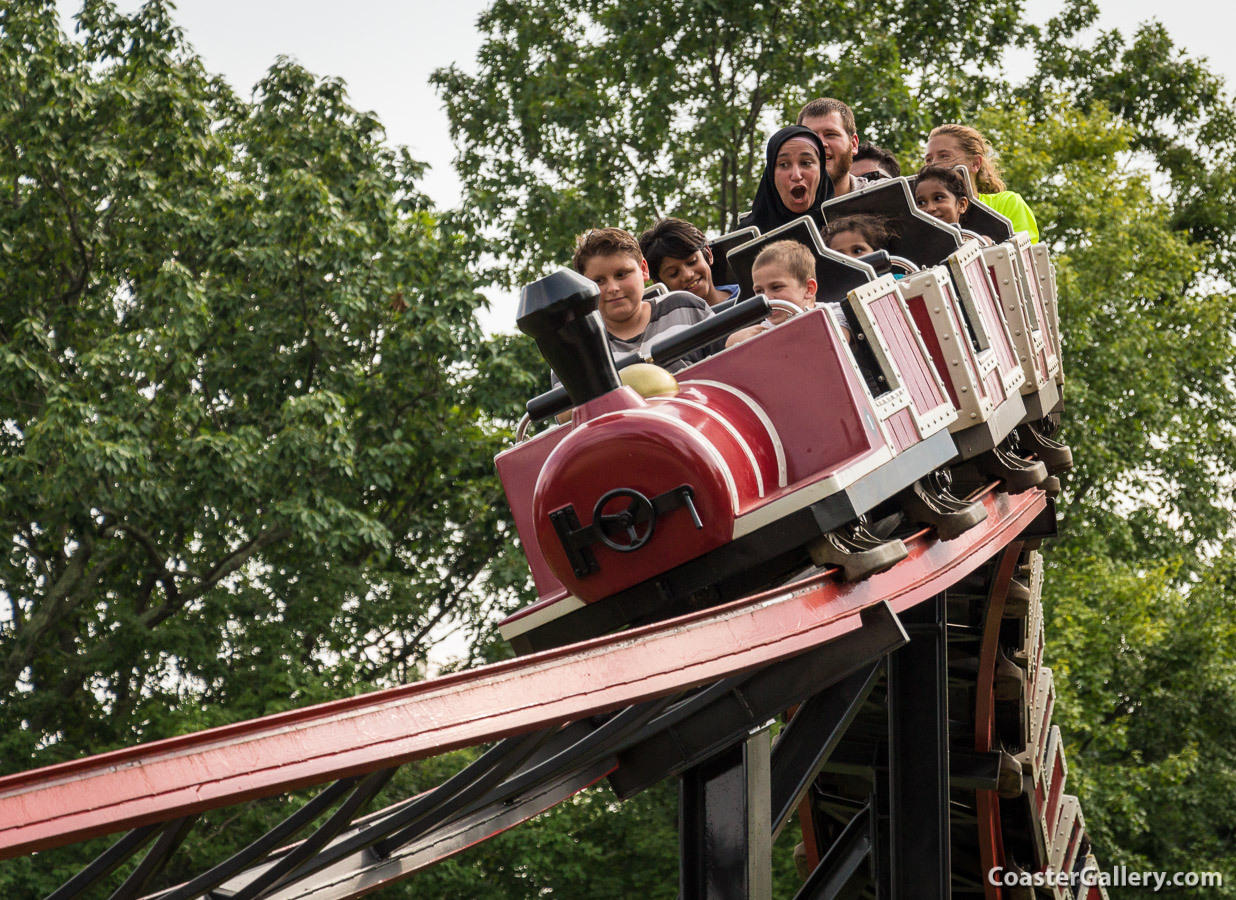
[{"left": 725, "top": 240, "right": 850, "bottom": 347}]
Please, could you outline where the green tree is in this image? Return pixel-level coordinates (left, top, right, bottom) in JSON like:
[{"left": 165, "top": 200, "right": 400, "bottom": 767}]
[
  {"left": 982, "top": 23, "right": 1236, "bottom": 885},
  {"left": 975, "top": 101, "right": 1236, "bottom": 895},
  {"left": 1016, "top": 0, "right": 1236, "bottom": 270},
  {"left": 0, "top": 2, "right": 536, "bottom": 892},
  {"left": 1046, "top": 556, "right": 1236, "bottom": 895},
  {"left": 431, "top": 0, "right": 1031, "bottom": 286},
  {"left": 977, "top": 102, "right": 1236, "bottom": 566},
  {"left": 6, "top": 0, "right": 1236, "bottom": 896}
]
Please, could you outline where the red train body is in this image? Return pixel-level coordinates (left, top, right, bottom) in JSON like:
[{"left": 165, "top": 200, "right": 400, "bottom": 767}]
[{"left": 498, "top": 184, "right": 1064, "bottom": 653}]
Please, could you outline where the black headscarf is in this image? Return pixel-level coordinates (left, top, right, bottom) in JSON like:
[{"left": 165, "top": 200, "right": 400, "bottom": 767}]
[{"left": 740, "top": 125, "right": 834, "bottom": 233}]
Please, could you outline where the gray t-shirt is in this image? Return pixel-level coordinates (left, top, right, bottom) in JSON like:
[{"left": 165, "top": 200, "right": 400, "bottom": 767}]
[
  {"left": 607, "top": 291, "right": 715, "bottom": 371},
  {"left": 549, "top": 292, "right": 716, "bottom": 391}
]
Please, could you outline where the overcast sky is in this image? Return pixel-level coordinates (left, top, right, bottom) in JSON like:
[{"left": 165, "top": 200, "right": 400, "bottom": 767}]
[{"left": 56, "top": 0, "right": 1236, "bottom": 331}]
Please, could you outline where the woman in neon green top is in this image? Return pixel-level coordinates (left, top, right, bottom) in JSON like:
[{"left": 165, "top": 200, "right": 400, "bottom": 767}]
[{"left": 924, "top": 124, "right": 1039, "bottom": 243}]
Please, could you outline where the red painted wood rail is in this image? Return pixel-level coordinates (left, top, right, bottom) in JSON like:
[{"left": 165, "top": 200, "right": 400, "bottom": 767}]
[{"left": 0, "top": 487, "right": 1046, "bottom": 859}]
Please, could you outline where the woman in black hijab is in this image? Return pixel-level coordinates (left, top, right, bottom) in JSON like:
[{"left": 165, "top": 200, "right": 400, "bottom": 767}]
[{"left": 740, "top": 125, "right": 834, "bottom": 233}]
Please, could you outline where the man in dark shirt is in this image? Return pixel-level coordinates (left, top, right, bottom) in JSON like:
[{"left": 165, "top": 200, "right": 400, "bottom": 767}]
[{"left": 851, "top": 141, "right": 901, "bottom": 181}]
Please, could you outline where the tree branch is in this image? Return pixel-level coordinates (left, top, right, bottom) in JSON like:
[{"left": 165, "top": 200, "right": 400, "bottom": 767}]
[
  {"left": 100, "top": 508, "right": 168, "bottom": 571},
  {"left": 2, "top": 533, "right": 100, "bottom": 691}
]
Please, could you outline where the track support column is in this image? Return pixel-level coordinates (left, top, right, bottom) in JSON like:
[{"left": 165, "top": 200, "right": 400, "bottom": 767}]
[
  {"left": 680, "top": 727, "right": 773, "bottom": 900},
  {"left": 887, "top": 592, "right": 951, "bottom": 899}
]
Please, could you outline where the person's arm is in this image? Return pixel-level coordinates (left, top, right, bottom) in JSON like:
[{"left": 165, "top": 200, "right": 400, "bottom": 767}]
[{"left": 825, "top": 302, "right": 852, "bottom": 343}]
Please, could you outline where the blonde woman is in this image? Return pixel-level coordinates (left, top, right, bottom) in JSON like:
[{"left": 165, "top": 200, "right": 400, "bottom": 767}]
[{"left": 924, "top": 124, "right": 1039, "bottom": 242}]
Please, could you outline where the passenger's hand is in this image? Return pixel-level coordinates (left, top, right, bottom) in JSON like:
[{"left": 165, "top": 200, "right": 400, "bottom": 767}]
[{"left": 725, "top": 324, "right": 770, "bottom": 348}]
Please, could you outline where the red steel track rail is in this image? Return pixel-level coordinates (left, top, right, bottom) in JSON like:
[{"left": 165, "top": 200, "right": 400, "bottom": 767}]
[
  {"left": 975, "top": 542, "right": 1021, "bottom": 900},
  {"left": 0, "top": 487, "right": 1045, "bottom": 860}
]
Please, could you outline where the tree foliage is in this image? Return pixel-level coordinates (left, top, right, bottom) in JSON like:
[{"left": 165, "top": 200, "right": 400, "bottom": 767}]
[
  {"left": 4, "top": 0, "right": 1236, "bottom": 896},
  {"left": 0, "top": 2, "right": 548, "bottom": 891},
  {"left": 1016, "top": 0, "right": 1236, "bottom": 270},
  {"left": 977, "top": 102, "right": 1236, "bottom": 565},
  {"left": 1046, "top": 556, "right": 1236, "bottom": 895},
  {"left": 431, "top": 0, "right": 1031, "bottom": 286},
  {"left": 973, "top": 103, "right": 1236, "bottom": 895},
  {"left": 0, "top": 0, "right": 530, "bottom": 775}
]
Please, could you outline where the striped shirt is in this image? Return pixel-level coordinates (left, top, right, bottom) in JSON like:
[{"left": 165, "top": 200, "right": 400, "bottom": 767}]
[
  {"left": 607, "top": 292, "right": 715, "bottom": 372},
  {"left": 548, "top": 292, "right": 716, "bottom": 392}
]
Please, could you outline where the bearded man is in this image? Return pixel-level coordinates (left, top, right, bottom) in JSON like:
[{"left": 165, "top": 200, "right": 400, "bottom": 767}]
[{"left": 797, "top": 97, "right": 865, "bottom": 196}]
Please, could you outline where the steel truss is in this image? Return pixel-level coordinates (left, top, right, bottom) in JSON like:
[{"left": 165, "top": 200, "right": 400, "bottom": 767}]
[{"left": 1, "top": 487, "right": 1062, "bottom": 899}]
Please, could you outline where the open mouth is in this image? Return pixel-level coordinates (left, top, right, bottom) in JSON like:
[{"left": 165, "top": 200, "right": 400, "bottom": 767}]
[{"left": 791, "top": 185, "right": 808, "bottom": 203}]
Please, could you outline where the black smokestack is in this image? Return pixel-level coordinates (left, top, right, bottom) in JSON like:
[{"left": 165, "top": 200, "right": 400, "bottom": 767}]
[{"left": 517, "top": 268, "right": 622, "bottom": 407}]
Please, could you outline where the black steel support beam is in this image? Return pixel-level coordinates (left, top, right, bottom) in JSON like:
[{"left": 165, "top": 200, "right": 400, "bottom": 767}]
[
  {"left": 204, "top": 697, "right": 679, "bottom": 900},
  {"left": 229, "top": 768, "right": 399, "bottom": 900},
  {"left": 210, "top": 762, "right": 617, "bottom": 900},
  {"left": 680, "top": 729, "right": 773, "bottom": 900},
  {"left": 887, "top": 593, "right": 950, "bottom": 899},
  {"left": 819, "top": 742, "right": 1003, "bottom": 795},
  {"left": 792, "top": 804, "right": 872, "bottom": 900},
  {"left": 281, "top": 725, "right": 559, "bottom": 879},
  {"left": 769, "top": 663, "right": 882, "bottom": 839},
  {"left": 612, "top": 602, "right": 906, "bottom": 800},
  {"left": 152, "top": 778, "right": 363, "bottom": 900},
  {"left": 106, "top": 816, "right": 197, "bottom": 900},
  {"left": 45, "top": 825, "right": 160, "bottom": 900}
]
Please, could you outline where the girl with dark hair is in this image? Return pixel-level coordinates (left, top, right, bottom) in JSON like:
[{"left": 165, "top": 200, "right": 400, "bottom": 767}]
[
  {"left": 740, "top": 126, "right": 835, "bottom": 233},
  {"left": 823, "top": 214, "right": 899, "bottom": 258},
  {"left": 913, "top": 165, "right": 972, "bottom": 227}
]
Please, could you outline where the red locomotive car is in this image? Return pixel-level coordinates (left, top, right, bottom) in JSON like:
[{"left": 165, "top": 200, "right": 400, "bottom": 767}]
[{"left": 500, "top": 271, "right": 956, "bottom": 651}]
